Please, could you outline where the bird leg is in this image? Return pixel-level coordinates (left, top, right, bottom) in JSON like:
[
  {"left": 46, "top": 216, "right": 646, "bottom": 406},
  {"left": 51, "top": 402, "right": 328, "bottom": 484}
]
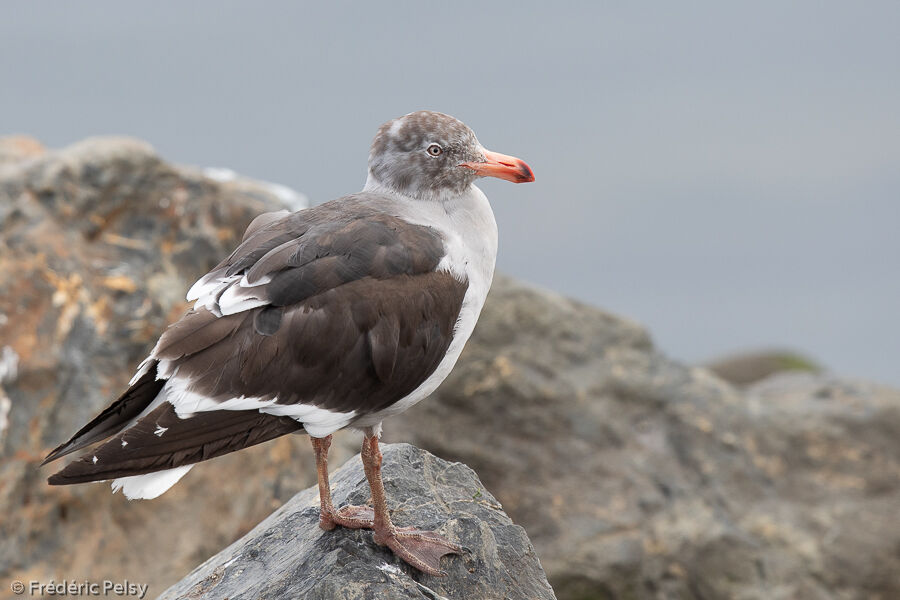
[
  {"left": 359, "top": 432, "right": 461, "bottom": 576},
  {"left": 311, "top": 432, "right": 460, "bottom": 575},
  {"left": 311, "top": 435, "right": 373, "bottom": 530}
]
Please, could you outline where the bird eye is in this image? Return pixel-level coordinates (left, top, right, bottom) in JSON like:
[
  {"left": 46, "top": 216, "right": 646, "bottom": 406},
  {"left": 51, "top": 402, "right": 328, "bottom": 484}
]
[{"left": 426, "top": 144, "right": 443, "bottom": 157}]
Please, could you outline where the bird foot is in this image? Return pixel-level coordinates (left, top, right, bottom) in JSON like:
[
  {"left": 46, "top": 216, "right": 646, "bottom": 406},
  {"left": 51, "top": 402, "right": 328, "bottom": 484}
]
[
  {"left": 374, "top": 526, "right": 461, "bottom": 576},
  {"left": 321, "top": 504, "right": 375, "bottom": 530}
]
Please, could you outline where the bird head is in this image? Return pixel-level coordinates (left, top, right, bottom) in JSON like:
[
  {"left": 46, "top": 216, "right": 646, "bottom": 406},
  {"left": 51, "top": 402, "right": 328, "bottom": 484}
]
[{"left": 366, "top": 110, "right": 534, "bottom": 201}]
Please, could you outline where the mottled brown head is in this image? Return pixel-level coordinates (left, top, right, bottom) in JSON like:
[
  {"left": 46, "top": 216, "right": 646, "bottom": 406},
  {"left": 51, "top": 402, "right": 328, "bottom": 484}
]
[{"left": 367, "top": 110, "right": 534, "bottom": 200}]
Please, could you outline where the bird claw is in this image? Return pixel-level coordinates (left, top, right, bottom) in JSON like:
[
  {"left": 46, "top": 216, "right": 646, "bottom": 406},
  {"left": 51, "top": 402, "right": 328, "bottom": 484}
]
[
  {"left": 375, "top": 527, "right": 461, "bottom": 576},
  {"left": 325, "top": 504, "right": 375, "bottom": 529}
]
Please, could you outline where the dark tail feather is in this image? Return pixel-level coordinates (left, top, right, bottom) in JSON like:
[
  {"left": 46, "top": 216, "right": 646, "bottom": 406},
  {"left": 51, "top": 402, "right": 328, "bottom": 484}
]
[
  {"left": 48, "top": 401, "right": 304, "bottom": 485},
  {"left": 42, "top": 361, "right": 165, "bottom": 466}
]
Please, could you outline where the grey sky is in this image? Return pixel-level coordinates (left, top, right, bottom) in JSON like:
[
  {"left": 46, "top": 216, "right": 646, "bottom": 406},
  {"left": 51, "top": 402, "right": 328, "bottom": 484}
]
[{"left": 2, "top": 2, "right": 898, "bottom": 384}]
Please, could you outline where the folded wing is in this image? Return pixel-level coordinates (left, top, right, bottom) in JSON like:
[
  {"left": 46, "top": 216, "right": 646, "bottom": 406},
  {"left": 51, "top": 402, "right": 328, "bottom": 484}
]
[{"left": 46, "top": 194, "right": 468, "bottom": 485}]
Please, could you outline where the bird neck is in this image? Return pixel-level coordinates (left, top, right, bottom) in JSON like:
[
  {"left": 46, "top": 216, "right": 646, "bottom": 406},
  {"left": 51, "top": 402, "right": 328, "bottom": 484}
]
[
  {"left": 360, "top": 172, "right": 498, "bottom": 285},
  {"left": 362, "top": 170, "right": 473, "bottom": 206}
]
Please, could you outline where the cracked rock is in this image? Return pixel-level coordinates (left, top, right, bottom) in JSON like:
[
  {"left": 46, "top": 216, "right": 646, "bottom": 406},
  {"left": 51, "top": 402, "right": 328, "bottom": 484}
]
[{"left": 158, "top": 443, "right": 557, "bottom": 600}]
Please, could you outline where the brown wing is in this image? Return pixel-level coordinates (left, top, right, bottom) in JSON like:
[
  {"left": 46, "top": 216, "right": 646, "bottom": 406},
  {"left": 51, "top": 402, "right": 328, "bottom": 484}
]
[
  {"left": 48, "top": 402, "right": 303, "bottom": 484},
  {"left": 164, "top": 193, "right": 467, "bottom": 414},
  {"left": 48, "top": 271, "right": 465, "bottom": 485},
  {"left": 46, "top": 195, "right": 467, "bottom": 484},
  {"left": 41, "top": 361, "right": 165, "bottom": 465},
  {"left": 164, "top": 271, "right": 467, "bottom": 414}
]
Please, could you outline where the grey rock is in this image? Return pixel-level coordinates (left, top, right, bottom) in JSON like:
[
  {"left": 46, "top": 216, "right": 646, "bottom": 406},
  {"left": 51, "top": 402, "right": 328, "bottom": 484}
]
[
  {"left": 158, "top": 443, "right": 556, "bottom": 600},
  {"left": 392, "top": 281, "right": 900, "bottom": 600},
  {"left": 0, "top": 136, "right": 324, "bottom": 595}
]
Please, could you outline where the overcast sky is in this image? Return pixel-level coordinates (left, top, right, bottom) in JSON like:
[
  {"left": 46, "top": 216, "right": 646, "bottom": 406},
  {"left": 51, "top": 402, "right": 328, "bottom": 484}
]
[{"left": 2, "top": 2, "right": 898, "bottom": 384}]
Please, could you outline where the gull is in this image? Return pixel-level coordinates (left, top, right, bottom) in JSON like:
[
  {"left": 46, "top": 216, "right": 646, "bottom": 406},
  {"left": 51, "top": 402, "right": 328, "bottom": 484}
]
[{"left": 43, "top": 110, "right": 534, "bottom": 575}]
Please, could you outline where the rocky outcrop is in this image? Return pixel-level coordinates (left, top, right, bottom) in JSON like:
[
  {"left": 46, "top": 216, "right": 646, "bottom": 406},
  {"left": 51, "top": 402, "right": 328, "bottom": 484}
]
[
  {"left": 391, "top": 280, "right": 900, "bottom": 600},
  {"left": 160, "top": 444, "right": 556, "bottom": 600},
  {"left": 0, "top": 136, "right": 320, "bottom": 596},
  {"left": 2, "top": 136, "right": 899, "bottom": 600}
]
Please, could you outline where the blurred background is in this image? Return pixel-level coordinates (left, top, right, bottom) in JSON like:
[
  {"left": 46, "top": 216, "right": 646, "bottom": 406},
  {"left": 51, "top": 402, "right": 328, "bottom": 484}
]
[
  {"left": 4, "top": 4, "right": 900, "bottom": 598},
  {"left": 2, "top": 1, "right": 898, "bottom": 383}
]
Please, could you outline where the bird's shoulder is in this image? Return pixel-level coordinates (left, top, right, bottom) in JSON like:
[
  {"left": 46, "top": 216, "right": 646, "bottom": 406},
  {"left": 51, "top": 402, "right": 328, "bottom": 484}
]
[{"left": 188, "top": 193, "right": 451, "bottom": 315}]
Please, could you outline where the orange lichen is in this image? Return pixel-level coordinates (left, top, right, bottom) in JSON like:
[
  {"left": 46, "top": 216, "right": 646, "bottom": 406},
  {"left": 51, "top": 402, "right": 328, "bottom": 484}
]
[{"left": 101, "top": 275, "right": 138, "bottom": 293}]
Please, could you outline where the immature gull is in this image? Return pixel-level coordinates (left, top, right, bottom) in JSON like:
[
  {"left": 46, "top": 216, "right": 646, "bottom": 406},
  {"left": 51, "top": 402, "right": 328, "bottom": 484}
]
[{"left": 43, "top": 110, "right": 534, "bottom": 575}]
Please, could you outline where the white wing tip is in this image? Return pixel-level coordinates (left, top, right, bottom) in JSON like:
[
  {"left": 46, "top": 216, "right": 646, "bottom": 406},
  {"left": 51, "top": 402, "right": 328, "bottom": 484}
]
[{"left": 185, "top": 276, "right": 211, "bottom": 301}]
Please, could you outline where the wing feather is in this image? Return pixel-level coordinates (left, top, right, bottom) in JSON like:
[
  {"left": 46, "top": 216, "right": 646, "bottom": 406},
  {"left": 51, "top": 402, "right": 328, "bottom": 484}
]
[
  {"left": 42, "top": 362, "right": 165, "bottom": 465},
  {"left": 47, "top": 194, "right": 468, "bottom": 484},
  {"left": 48, "top": 402, "right": 302, "bottom": 484}
]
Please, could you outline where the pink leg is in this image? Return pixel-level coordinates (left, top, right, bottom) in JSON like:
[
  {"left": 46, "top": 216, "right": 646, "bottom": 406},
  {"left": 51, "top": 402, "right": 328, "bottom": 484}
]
[
  {"left": 311, "top": 435, "right": 374, "bottom": 530},
  {"left": 360, "top": 433, "right": 461, "bottom": 576}
]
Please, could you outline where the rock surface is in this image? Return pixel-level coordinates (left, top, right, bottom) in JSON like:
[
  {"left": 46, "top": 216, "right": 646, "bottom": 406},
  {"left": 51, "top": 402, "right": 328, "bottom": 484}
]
[
  {"left": 2, "top": 136, "right": 899, "bottom": 600},
  {"left": 391, "top": 282, "right": 900, "bottom": 600},
  {"left": 0, "top": 136, "right": 324, "bottom": 597},
  {"left": 159, "top": 444, "right": 556, "bottom": 600}
]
